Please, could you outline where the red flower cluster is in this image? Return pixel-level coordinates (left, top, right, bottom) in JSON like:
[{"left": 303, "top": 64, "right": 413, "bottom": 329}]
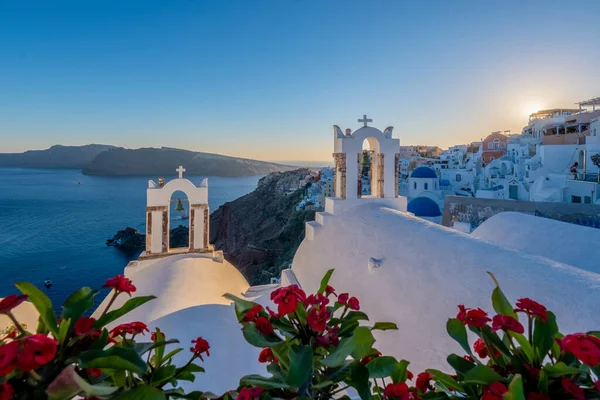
[
  {"left": 562, "top": 377, "right": 584, "bottom": 400},
  {"left": 337, "top": 293, "right": 360, "bottom": 310},
  {"left": 515, "top": 298, "right": 548, "bottom": 322},
  {"left": 109, "top": 322, "right": 148, "bottom": 337},
  {"left": 236, "top": 387, "right": 263, "bottom": 400},
  {"left": 0, "top": 381, "right": 13, "bottom": 400},
  {"left": 383, "top": 382, "right": 409, "bottom": 400},
  {"left": 316, "top": 326, "right": 340, "bottom": 348},
  {"left": 307, "top": 306, "right": 331, "bottom": 333},
  {"left": 255, "top": 317, "right": 274, "bottom": 336},
  {"left": 491, "top": 315, "right": 524, "bottom": 334},
  {"left": 457, "top": 305, "right": 491, "bottom": 328},
  {"left": 0, "top": 295, "right": 28, "bottom": 314},
  {"left": 415, "top": 372, "right": 433, "bottom": 393},
  {"left": 151, "top": 330, "right": 165, "bottom": 342},
  {"left": 190, "top": 337, "right": 210, "bottom": 361},
  {"left": 103, "top": 274, "right": 136, "bottom": 296},
  {"left": 473, "top": 338, "right": 500, "bottom": 359},
  {"left": 74, "top": 316, "right": 98, "bottom": 336},
  {"left": 560, "top": 333, "right": 600, "bottom": 367},
  {"left": 270, "top": 285, "right": 306, "bottom": 316},
  {"left": 0, "top": 334, "right": 58, "bottom": 376},
  {"left": 243, "top": 305, "right": 264, "bottom": 322},
  {"left": 258, "top": 348, "right": 277, "bottom": 363},
  {"left": 325, "top": 285, "right": 336, "bottom": 297},
  {"left": 482, "top": 382, "right": 507, "bottom": 400}
]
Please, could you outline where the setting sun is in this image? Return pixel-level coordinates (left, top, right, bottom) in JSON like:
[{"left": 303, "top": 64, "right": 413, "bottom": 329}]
[{"left": 524, "top": 104, "right": 543, "bottom": 116}]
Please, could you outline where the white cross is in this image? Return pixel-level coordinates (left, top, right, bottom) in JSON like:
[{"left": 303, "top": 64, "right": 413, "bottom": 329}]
[
  {"left": 176, "top": 166, "right": 186, "bottom": 179},
  {"left": 358, "top": 114, "right": 373, "bottom": 127}
]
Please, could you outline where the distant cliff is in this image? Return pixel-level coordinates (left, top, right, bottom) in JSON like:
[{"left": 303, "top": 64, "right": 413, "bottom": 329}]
[
  {"left": 210, "top": 169, "right": 315, "bottom": 284},
  {"left": 0, "top": 144, "right": 115, "bottom": 169},
  {"left": 82, "top": 147, "right": 295, "bottom": 177}
]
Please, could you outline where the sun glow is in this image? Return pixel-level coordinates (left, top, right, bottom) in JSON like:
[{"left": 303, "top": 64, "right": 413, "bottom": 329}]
[{"left": 524, "top": 104, "right": 543, "bottom": 117}]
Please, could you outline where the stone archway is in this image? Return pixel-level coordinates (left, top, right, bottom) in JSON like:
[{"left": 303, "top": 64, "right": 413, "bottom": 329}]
[{"left": 144, "top": 167, "right": 209, "bottom": 257}]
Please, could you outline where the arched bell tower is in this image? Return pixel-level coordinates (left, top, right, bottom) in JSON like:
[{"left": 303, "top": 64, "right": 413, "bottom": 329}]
[{"left": 143, "top": 166, "right": 210, "bottom": 257}]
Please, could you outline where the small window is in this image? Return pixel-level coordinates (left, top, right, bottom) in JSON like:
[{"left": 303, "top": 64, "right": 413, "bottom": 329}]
[
  {"left": 456, "top": 174, "right": 462, "bottom": 182},
  {"left": 424, "top": 183, "right": 428, "bottom": 190},
  {"left": 585, "top": 196, "right": 592, "bottom": 204},
  {"left": 572, "top": 195, "right": 582, "bottom": 204},
  {"left": 488, "top": 142, "right": 494, "bottom": 150},
  {"left": 413, "top": 182, "right": 417, "bottom": 190}
]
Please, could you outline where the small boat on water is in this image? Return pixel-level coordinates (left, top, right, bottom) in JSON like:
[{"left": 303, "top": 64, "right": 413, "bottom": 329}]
[{"left": 44, "top": 279, "right": 53, "bottom": 288}]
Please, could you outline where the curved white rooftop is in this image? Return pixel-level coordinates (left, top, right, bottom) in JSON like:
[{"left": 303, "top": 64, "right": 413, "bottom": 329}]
[
  {"left": 292, "top": 202, "right": 600, "bottom": 373},
  {"left": 472, "top": 212, "right": 600, "bottom": 274},
  {"left": 94, "top": 253, "right": 250, "bottom": 324}
]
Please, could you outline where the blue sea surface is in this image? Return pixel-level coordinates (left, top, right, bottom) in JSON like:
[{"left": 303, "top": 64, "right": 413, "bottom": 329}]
[{"left": 0, "top": 168, "right": 261, "bottom": 308}]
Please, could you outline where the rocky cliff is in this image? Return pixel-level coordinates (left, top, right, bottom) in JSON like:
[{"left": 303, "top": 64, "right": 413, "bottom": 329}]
[
  {"left": 210, "top": 169, "right": 315, "bottom": 285},
  {"left": 0, "top": 144, "right": 115, "bottom": 169}
]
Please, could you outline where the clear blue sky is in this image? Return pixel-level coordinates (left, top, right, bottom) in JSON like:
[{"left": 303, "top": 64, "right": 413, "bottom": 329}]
[{"left": 1, "top": 0, "right": 599, "bottom": 161}]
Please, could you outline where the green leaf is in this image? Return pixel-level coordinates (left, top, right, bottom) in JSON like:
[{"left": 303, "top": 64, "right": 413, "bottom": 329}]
[
  {"left": 113, "top": 385, "right": 166, "bottom": 400},
  {"left": 349, "top": 362, "right": 371, "bottom": 400},
  {"left": 46, "top": 366, "right": 119, "bottom": 400},
  {"left": 350, "top": 327, "right": 376, "bottom": 360},
  {"left": 446, "top": 354, "right": 475, "bottom": 376},
  {"left": 366, "top": 356, "right": 398, "bottom": 378},
  {"left": 537, "top": 368, "right": 548, "bottom": 393},
  {"left": 286, "top": 345, "right": 313, "bottom": 387},
  {"left": 93, "top": 296, "right": 156, "bottom": 329},
  {"left": 223, "top": 293, "right": 258, "bottom": 321},
  {"left": 57, "top": 318, "right": 71, "bottom": 345},
  {"left": 242, "top": 323, "right": 283, "bottom": 348},
  {"left": 321, "top": 337, "right": 354, "bottom": 367},
  {"left": 504, "top": 374, "right": 526, "bottom": 400},
  {"left": 15, "top": 281, "right": 58, "bottom": 337},
  {"left": 77, "top": 346, "right": 147, "bottom": 374},
  {"left": 179, "top": 363, "right": 205, "bottom": 374},
  {"left": 344, "top": 311, "right": 370, "bottom": 323},
  {"left": 133, "top": 339, "right": 180, "bottom": 356},
  {"left": 463, "top": 364, "right": 504, "bottom": 384},
  {"left": 488, "top": 273, "right": 517, "bottom": 319},
  {"left": 371, "top": 322, "right": 398, "bottom": 331},
  {"left": 150, "top": 365, "right": 177, "bottom": 386},
  {"left": 426, "top": 369, "right": 464, "bottom": 392},
  {"left": 318, "top": 269, "right": 335, "bottom": 294},
  {"left": 542, "top": 362, "right": 580, "bottom": 377},
  {"left": 480, "top": 327, "right": 511, "bottom": 360},
  {"left": 391, "top": 359, "right": 410, "bottom": 384},
  {"left": 240, "top": 374, "right": 292, "bottom": 390},
  {"left": 509, "top": 332, "right": 534, "bottom": 363},
  {"left": 446, "top": 318, "right": 472, "bottom": 356},
  {"left": 422, "top": 393, "right": 450, "bottom": 400},
  {"left": 533, "top": 312, "right": 558, "bottom": 363},
  {"left": 161, "top": 348, "right": 183, "bottom": 365},
  {"left": 61, "top": 287, "right": 97, "bottom": 322}
]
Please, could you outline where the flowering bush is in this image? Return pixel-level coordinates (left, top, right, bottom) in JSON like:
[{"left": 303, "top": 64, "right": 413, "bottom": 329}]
[{"left": 0, "top": 275, "right": 210, "bottom": 400}]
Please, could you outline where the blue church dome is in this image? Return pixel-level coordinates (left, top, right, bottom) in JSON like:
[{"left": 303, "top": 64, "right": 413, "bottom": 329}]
[
  {"left": 410, "top": 166, "right": 437, "bottom": 178},
  {"left": 408, "top": 197, "right": 442, "bottom": 217}
]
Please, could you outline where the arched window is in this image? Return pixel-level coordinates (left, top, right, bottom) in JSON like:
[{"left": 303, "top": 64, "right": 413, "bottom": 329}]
[{"left": 424, "top": 183, "right": 429, "bottom": 190}]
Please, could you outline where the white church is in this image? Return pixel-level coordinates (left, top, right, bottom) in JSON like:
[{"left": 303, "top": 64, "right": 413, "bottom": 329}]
[{"left": 4, "top": 117, "right": 600, "bottom": 395}]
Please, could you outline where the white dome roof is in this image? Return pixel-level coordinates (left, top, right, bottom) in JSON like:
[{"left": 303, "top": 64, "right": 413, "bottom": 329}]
[{"left": 292, "top": 203, "right": 600, "bottom": 373}]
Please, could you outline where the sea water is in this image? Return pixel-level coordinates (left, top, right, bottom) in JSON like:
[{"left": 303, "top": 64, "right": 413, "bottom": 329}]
[{"left": 0, "top": 168, "right": 261, "bottom": 308}]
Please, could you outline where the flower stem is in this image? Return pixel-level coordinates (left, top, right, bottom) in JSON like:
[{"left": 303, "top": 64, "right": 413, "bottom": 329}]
[
  {"left": 100, "top": 291, "right": 119, "bottom": 317},
  {"left": 7, "top": 311, "right": 27, "bottom": 336},
  {"left": 28, "top": 370, "right": 43, "bottom": 382}
]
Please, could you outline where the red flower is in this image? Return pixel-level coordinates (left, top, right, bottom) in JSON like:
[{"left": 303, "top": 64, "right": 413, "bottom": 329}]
[
  {"left": 416, "top": 372, "right": 433, "bottom": 393},
  {"left": 103, "top": 274, "right": 136, "bottom": 296},
  {"left": 0, "top": 381, "right": 14, "bottom": 400},
  {"left": 17, "top": 334, "right": 58, "bottom": 371},
  {"left": 348, "top": 297, "right": 360, "bottom": 311},
  {"left": 524, "top": 364, "right": 540, "bottom": 378},
  {"left": 237, "top": 387, "right": 262, "bottom": 400},
  {"left": 316, "top": 326, "right": 340, "bottom": 348},
  {"left": 407, "top": 370, "right": 414, "bottom": 380},
  {"left": 190, "top": 337, "right": 210, "bottom": 360},
  {"left": 561, "top": 377, "right": 584, "bottom": 400},
  {"left": 492, "top": 315, "right": 524, "bottom": 334},
  {"left": 337, "top": 293, "right": 349, "bottom": 305},
  {"left": 255, "top": 317, "right": 274, "bottom": 336},
  {"left": 74, "top": 317, "right": 97, "bottom": 336},
  {"left": 482, "top": 382, "right": 508, "bottom": 400},
  {"left": 0, "top": 341, "right": 19, "bottom": 377},
  {"left": 463, "top": 355, "right": 474, "bottom": 362},
  {"left": 383, "top": 382, "right": 409, "bottom": 400},
  {"left": 325, "top": 285, "right": 336, "bottom": 297},
  {"left": 0, "top": 295, "right": 28, "bottom": 314},
  {"left": 560, "top": 333, "right": 600, "bottom": 367},
  {"left": 110, "top": 322, "right": 148, "bottom": 337},
  {"left": 515, "top": 298, "right": 548, "bottom": 322},
  {"left": 258, "top": 348, "right": 277, "bottom": 363},
  {"left": 305, "top": 294, "right": 329, "bottom": 307},
  {"left": 270, "top": 285, "right": 306, "bottom": 316},
  {"left": 457, "top": 305, "right": 490, "bottom": 328},
  {"left": 474, "top": 338, "right": 489, "bottom": 358},
  {"left": 87, "top": 368, "right": 102, "bottom": 377},
  {"left": 527, "top": 393, "right": 550, "bottom": 400},
  {"left": 244, "top": 305, "right": 264, "bottom": 322},
  {"left": 307, "top": 307, "right": 330, "bottom": 333},
  {"left": 360, "top": 351, "right": 382, "bottom": 365},
  {"left": 151, "top": 331, "right": 165, "bottom": 342},
  {"left": 595, "top": 380, "right": 600, "bottom": 392}
]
